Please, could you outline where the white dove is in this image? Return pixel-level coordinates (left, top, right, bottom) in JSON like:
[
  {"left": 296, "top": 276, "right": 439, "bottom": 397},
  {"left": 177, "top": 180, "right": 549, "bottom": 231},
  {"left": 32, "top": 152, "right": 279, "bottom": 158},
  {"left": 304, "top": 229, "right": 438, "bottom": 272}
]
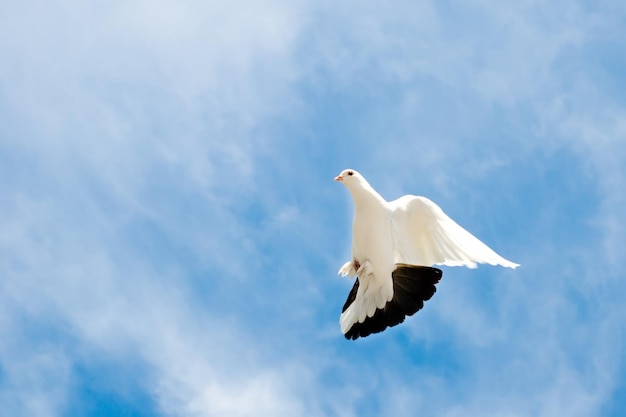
[{"left": 335, "top": 169, "right": 519, "bottom": 340}]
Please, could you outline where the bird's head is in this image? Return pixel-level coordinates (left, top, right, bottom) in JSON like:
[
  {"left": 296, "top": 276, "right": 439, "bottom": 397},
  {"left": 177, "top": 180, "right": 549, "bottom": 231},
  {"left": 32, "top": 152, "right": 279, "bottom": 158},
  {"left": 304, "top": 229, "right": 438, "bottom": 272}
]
[
  {"left": 334, "top": 169, "right": 363, "bottom": 188},
  {"left": 334, "top": 169, "right": 383, "bottom": 202}
]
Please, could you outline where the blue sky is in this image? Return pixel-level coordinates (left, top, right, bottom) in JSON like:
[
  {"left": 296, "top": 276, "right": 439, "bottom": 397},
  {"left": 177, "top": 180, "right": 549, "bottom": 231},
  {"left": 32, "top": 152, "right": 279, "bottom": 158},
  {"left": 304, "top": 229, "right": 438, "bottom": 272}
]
[{"left": 1, "top": 0, "right": 625, "bottom": 416}]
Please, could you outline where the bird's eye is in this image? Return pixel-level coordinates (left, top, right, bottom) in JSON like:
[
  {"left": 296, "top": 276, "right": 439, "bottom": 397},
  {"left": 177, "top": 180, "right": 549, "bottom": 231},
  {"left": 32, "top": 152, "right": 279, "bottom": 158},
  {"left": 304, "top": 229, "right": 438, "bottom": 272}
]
[{"left": 347, "top": 171, "right": 354, "bottom": 176}]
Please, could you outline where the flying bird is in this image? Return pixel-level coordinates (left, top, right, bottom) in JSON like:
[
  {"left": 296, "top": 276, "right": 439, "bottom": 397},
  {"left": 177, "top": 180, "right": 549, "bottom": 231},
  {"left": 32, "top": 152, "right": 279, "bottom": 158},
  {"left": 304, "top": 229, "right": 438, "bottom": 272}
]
[{"left": 335, "top": 169, "right": 519, "bottom": 340}]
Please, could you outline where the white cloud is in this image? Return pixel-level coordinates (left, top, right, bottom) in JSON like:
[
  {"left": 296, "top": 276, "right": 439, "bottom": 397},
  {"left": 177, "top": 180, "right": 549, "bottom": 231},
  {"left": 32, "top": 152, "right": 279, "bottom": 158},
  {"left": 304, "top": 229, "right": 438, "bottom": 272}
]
[
  {"left": 0, "top": 1, "right": 311, "bottom": 415},
  {"left": 0, "top": 0, "right": 304, "bottom": 199},
  {"left": 0, "top": 348, "right": 71, "bottom": 417},
  {"left": 1, "top": 0, "right": 625, "bottom": 416}
]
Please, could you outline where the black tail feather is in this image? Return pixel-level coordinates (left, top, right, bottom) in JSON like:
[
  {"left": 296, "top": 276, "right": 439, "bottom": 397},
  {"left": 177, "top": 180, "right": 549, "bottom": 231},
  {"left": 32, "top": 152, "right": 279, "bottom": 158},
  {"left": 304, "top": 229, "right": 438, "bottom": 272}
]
[
  {"left": 342, "top": 279, "right": 359, "bottom": 313},
  {"left": 343, "top": 265, "right": 442, "bottom": 340},
  {"left": 393, "top": 266, "right": 440, "bottom": 301}
]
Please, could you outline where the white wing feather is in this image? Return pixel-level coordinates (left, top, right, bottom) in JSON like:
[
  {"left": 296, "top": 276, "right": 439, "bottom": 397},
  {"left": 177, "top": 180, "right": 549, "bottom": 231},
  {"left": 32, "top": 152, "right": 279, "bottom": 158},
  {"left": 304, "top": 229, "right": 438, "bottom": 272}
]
[
  {"left": 390, "top": 195, "right": 519, "bottom": 269},
  {"left": 339, "top": 260, "right": 391, "bottom": 334}
]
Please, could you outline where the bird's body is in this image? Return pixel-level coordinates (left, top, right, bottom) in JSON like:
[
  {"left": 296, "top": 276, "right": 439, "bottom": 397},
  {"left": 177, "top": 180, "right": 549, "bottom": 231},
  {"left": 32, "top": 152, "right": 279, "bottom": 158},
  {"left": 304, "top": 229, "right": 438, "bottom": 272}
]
[{"left": 335, "top": 169, "right": 519, "bottom": 340}]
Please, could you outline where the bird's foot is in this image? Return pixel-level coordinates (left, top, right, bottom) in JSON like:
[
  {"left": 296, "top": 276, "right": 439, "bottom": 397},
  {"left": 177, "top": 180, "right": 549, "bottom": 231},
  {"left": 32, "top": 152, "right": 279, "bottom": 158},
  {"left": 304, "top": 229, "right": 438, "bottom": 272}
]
[
  {"left": 338, "top": 259, "right": 361, "bottom": 277},
  {"left": 356, "top": 260, "right": 373, "bottom": 277}
]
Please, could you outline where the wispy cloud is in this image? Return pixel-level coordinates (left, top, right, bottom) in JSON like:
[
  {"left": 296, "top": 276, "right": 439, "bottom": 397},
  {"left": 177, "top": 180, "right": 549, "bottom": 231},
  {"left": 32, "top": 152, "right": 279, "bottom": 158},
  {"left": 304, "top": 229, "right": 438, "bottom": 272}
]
[{"left": 1, "top": 0, "right": 625, "bottom": 416}]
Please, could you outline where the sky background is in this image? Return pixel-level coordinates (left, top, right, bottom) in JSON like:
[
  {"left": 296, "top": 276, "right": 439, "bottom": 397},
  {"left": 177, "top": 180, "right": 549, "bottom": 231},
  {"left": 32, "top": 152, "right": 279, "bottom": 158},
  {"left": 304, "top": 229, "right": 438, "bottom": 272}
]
[{"left": 1, "top": 1, "right": 625, "bottom": 416}]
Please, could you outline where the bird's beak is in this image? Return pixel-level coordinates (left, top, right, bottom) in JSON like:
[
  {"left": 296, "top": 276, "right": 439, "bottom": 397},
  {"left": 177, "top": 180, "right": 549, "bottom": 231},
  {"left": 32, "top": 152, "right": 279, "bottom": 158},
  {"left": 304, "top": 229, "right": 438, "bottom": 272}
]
[{"left": 334, "top": 175, "right": 343, "bottom": 182}]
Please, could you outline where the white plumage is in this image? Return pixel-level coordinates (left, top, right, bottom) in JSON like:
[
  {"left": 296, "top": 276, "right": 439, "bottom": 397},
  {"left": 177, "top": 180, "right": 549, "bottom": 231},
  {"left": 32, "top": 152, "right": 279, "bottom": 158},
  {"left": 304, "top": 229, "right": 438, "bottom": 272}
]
[{"left": 335, "top": 169, "right": 519, "bottom": 339}]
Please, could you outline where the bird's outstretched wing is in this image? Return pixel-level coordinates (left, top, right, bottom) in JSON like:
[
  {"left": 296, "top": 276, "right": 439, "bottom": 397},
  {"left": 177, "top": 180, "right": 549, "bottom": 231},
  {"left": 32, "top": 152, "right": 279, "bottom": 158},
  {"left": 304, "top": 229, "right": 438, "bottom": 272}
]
[
  {"left": 390, "top": 195, "right": 519, "bottom": 269},
  {"left": 342, "top": 265, "right": 442, "bottom": 340}
]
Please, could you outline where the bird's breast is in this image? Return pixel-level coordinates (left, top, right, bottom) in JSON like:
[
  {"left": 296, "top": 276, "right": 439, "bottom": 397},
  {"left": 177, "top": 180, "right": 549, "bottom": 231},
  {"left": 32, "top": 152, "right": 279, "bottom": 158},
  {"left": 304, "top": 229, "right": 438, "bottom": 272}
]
[{"left": 351, "top": 208, "right": 393, "bottom": 264}]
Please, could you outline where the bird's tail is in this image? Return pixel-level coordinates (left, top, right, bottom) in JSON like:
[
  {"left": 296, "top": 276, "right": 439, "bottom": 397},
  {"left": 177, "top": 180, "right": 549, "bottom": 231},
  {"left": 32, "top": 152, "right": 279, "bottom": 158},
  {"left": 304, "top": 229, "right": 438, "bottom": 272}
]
[
  {"left": 391, "top": 265, "right": 442, "bottom": 315},
  {"left": 341, "top": 265, "right": 442, "bottom": 340}
]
